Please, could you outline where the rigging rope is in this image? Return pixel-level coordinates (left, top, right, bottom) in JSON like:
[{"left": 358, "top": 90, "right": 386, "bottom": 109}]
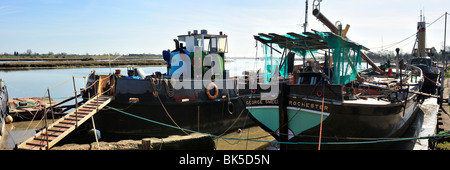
[
  {"left": 151, "top": 83, "right": 190, "bottom": 135},
  {"left": 369, "top": 13, "right": 447, "bottom": 50},
  {"left": 15, "top": 71, "right": 99, "bottom": 144},
  {"left": 318, "top": 83, "right": 325, "bottom": 150}
]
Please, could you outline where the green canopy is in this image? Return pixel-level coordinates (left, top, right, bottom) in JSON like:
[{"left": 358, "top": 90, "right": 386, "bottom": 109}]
[{"left": 255, "top": 31, "right": 365, "bottom": 85}]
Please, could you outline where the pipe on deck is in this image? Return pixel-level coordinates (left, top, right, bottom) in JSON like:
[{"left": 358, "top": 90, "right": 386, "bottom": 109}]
[{"left": 312, "top": 9, "right": 386, "bottom": 75}]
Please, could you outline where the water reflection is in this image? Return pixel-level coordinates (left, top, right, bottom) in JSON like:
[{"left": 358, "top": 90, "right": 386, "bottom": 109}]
[{"left": 0, "top": 67, "right": 166, "bottom": 101}]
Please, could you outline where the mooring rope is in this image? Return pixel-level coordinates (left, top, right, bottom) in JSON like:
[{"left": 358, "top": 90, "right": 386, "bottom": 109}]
[
  {"left": 318, "top": 83, "right": 325, "bottom": 150},
  {"left": 105, "top": 105, "right": 450, "bottom": 145}
]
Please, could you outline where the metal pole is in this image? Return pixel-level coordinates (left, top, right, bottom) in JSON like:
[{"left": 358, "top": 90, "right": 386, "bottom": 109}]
[
  {"left": 44, "top": 90, "right": 49, "bottom": 150},
  {"left": 444, "top": 12, "right": 448, "bottom": 105},
  {"left": 312, "top": 8, "right": 385, "bottom": 75},
  {"left": 47, "top": 88, "right": 55, "bottom": 123},
  {"left": 444, "top": 12, "right": 447, "bottom": 71},
  {"left": 278, "top": 82, "right": 289, "bottom": 150},
  {"left": 303, "top": 0, "right": 308, "bottom": 32},
  {"left": 72, "top": 76, "right": 79, "bottom": 128},
  {"left": 91, "top": 117, "right": 100, "bottom": 149}
]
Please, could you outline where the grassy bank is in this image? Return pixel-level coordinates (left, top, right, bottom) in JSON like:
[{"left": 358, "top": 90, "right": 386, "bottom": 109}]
[
  {"left": 0, "top": 60, "right": 166, "bottom": 70},
  {"left": 435, "top": 67, "right": 450, "bottom": 150},
  {"left": 0, "top": 54, "right": 162, "bottom": 60},
  {"left": 0, "top": 54, "right": 166, "bottom": 70}
]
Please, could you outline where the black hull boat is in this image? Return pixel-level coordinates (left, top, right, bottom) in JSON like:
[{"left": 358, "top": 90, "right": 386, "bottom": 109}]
[
  {"left": 239, "top": 3, "right": 424, "bottom": 149},
  {"left": 89, "top": 77, "right": 249, "bottom": 139},
  {"left": 411, "top": 58, "right": 439, "bottom": 94},
  {"left": 0, "top": 78, "right": 9, "bottom": 139},
  {"left": 410, "top": 14, "right": 441, "bottom": 95},
  {"left": 82, "top": 30, "right": 253, "bottom": 139}
]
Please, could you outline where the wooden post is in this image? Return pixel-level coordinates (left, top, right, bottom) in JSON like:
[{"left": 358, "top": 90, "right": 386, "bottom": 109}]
[
  {"left": 279, "top": 82, "right": 289, "bottom": 150},
  {"left": 142, "top": 138, "right": 152, "bottom": 150}
]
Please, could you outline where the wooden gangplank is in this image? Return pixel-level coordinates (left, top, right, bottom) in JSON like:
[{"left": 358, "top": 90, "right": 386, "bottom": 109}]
[
  {"left": 410, "top": 90, "right": 440, "bottom": 99},
  {"left": 410, "top": 90, "right": 449, "bottom": 102},
  {"left": 17, "top": 95, "right": 113, "bottom": 150}
]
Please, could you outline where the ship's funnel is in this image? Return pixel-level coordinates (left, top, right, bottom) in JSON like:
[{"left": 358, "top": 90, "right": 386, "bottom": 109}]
[{"left": 417, "top": 20, "right": 426, "bottom": 57}]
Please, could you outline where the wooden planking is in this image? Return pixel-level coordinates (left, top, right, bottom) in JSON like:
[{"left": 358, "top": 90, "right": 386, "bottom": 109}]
[
  {"left": 268, "top": 33, "right": 294, "bottom": 42},
  {"left": 410, "top": 90, "right": 448, "bottom": 100},
  {"left": 303, "top": 32, "right": 324, "bottom": 40},
  {"left": 258, "top": 33, "right": 274, "bottom": 39},
  {"left": 287, "top": 32, "right": 310, "bottom": 40},
  {"left": 17, "top": 95, "right": 113, "bottom": 150}
]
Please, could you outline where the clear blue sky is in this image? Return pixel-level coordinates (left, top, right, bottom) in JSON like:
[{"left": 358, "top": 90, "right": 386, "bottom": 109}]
[{"left": 0, "top": 0, "right": 448, "bottom": 57}]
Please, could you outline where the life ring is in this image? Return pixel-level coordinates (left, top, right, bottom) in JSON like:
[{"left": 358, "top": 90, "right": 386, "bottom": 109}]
[
  {"left": 227, "top": 101, "right": 234, "bottom": 115},
  {"left": 194, "top": 55, "right": 202, "bottom": 69},
  {"left": 316, "top": 90, "right": 322, "bottom": 97},
  {"left": 206, "top": 82, "right": 219, "bottom": 100}
]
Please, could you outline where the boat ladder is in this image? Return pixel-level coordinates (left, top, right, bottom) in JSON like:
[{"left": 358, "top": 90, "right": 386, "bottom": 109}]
[{"left": 16, "top": 94, "right": 113, "bottom": 150}]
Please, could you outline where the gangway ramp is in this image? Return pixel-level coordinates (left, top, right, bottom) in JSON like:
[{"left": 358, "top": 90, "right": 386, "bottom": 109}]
[
  {"left": 410, "top": 90, "right": 448, "bottom": 102},
  {"left": 17, "top": 95, "right": 113, "bottom": 150}
]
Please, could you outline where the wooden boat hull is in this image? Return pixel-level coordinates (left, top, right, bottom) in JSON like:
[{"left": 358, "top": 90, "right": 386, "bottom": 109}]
[
  {"left": 421, "top": 72, "right": 439, "bottom": 94},
  {"left": 242, "top": 84, "right": 420, "bottom": 149},
  {"left": 411, "top": 59, "right": 440, "bottom": 94}
]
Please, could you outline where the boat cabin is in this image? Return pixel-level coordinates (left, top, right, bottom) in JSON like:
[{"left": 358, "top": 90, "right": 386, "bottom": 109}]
[
  {"left": 410, "top": 57, "right": 438, "bottom": 74},
  {"left": 163, "top": 30, "right": 228, "bottom": 79},
  {"left": 410, "top": 57, "right": 436, "bottom": 67}
]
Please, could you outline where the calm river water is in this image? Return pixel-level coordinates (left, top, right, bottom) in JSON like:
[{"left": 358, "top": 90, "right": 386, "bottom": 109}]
[
  {"left": 0, "top": 58, "right": 370, "bottom": 100},
  {"left": 0, "top": 59, "right": 267, "bottom": 100},
  {"left": 0, "top": 59, "right": 432, "bottom": 150}
]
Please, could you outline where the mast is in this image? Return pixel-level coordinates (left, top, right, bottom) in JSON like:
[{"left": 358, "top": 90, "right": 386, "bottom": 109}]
[{"left": 303, "top": 0, "right": 308, "bottom": 32}]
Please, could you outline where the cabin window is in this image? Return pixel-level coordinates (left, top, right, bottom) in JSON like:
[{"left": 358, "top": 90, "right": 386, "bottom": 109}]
[
  {"left": 209, "top": 37, "right": 217, "bottom": 52},
  {"left": 297, "top": 75, "right": 322, "bottom": 85},
  {"left": 178, "top": 36, "right": 186, "bottom": 42},
  {"left": 195, "top": 37, "right": 203, "bottom": 50},
  {"left": 218, "top": 37, "right": 228, "bottom": 53},
  {"left": 298, "top": 77, "right": 303, "bottom": 84},
  {"left": 311, "top": 77, "right": 317, "bottom": 85}
]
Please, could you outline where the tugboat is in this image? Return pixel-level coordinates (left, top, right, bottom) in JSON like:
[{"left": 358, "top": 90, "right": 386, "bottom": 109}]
[
  {"left": 239, "top": 2, "right": 423, "bottom": 149},
  {"left": 410, "top": 13, "right": 440, "bottom": 94},
  {"left": 82, "top": 30, "right": 252, "bottom": 139}
]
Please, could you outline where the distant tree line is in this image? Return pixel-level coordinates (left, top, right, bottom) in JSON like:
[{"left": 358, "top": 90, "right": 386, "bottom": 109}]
[
  {"left": 1, "top": 50, "right": 162, "bottom": 58},
  {"left": 128, "top": 53, "right": 162, "bottom": 57},
  {"left": 366, "top": 46, "right": 450, "bottom": 63}
]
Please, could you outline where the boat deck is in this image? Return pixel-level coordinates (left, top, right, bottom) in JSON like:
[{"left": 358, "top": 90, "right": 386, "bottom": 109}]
[
  {"left": 8, "top": 97, "right": 56, "bottom": 118},
  {"left": 343, "top": 98, "right": 391, "bottom": 105}
]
